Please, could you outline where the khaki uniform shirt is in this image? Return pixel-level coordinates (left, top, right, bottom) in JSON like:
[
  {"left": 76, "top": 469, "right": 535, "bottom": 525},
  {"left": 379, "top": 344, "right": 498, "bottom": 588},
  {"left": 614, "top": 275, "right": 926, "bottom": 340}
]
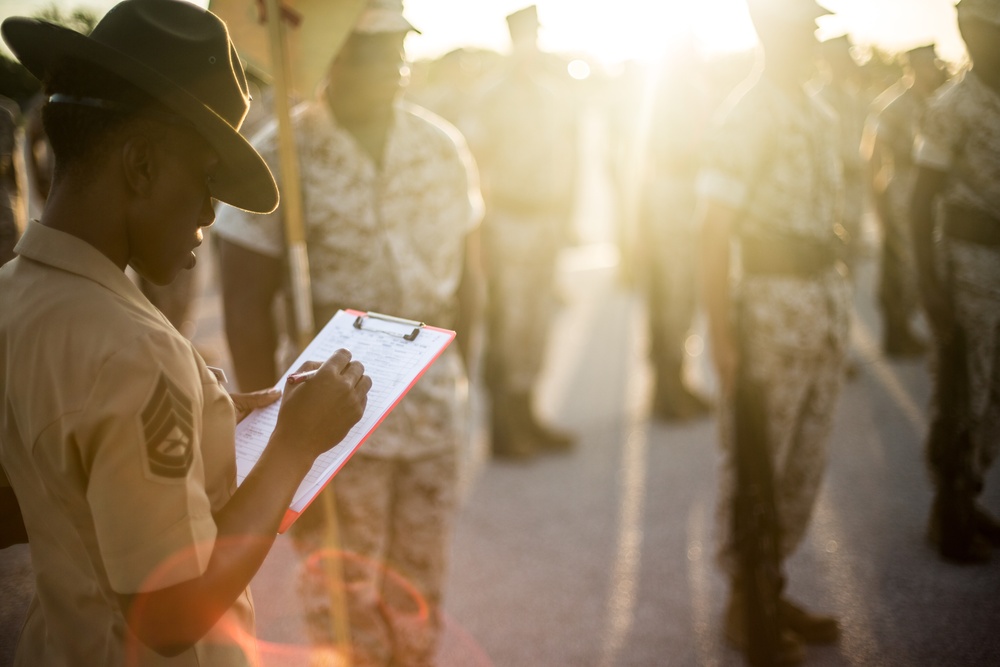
[
  {"left": 698, "top": 76, "right": 851, "bottom": 354},
  {"left": 463, "top": 65, "right": 577, "bottom": 213},
  {"left": 215, "top": 99, "right": 481, "bottom": 460},
  {"left": 0, "top": 223, "right": 254, "bottom": 666}
]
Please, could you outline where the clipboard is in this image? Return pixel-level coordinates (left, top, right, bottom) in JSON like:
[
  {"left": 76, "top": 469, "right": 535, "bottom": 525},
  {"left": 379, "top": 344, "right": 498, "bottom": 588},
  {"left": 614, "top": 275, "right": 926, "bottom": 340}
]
[{"left": 233, "top": 309, "right": 456, "bottom": 533}]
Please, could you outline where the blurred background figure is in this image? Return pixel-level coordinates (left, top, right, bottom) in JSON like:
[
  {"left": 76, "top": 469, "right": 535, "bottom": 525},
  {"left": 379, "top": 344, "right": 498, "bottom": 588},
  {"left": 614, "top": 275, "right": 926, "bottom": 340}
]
[
  {"left": 817, "top": 34, "right": 868, "bottom": 261},
  {"left": 866, "top": 44, "right": 947, "bottom": 358},
  {"left": 0, "top": 94, "right": 21, "bottom": 266},
  {"left": 214, "top": 1, "right": 483, "bottom": 664},
  {"left": 634, "top": 45, "right": 714, "bottom": 422},
  {"left": 698, "top": 0, "right": 850, "bottom": 662},
  {"left": 406, "top": 47, "right": 498, "bottom": 133},
  {"left": 463, "top": 4, "right": 579, "bottom": 461},
  {"left": 910, "top": 0, "right": 1000, "bottom": 564}
]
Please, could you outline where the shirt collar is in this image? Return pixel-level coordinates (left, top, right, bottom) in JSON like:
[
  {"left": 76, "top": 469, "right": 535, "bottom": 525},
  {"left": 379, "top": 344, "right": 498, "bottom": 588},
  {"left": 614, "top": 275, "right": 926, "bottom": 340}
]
[{"left": 14, "top": 221, "right": 153, "bottom": 310}]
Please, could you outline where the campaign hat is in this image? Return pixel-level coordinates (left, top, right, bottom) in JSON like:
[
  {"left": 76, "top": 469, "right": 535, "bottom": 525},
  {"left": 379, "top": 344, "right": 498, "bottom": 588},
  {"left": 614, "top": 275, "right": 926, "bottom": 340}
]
[
  {"left": 1, "top": 0, "right": 278, "bottom": 213},
  {"left": 506, "top": 5, "right": 540, "bottom": 29}
]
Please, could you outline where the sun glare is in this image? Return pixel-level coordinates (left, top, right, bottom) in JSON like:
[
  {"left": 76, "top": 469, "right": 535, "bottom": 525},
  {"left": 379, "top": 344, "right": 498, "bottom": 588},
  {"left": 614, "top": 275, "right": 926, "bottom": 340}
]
[{"left": 404, "top": 0, "right": 760, "bottom": 66}]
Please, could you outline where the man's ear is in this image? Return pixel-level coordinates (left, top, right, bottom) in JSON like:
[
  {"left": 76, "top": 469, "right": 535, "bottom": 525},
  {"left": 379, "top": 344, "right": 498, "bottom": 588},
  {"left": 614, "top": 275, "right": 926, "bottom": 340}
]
[{"left": 121, "top": 134, "right": 155, "bottom": 198}]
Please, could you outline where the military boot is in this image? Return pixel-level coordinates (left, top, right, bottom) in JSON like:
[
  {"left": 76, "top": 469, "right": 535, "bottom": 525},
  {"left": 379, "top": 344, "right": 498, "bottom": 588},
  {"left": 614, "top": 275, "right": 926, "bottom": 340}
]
[
  {"left": 883, "top": 316, "right": 927, "bottom": 359},
  {"left": 927, "top": 490, "right": 992, "bottom": 563},
  {"left": 779, "top": 597, "right": 840, "bottom": 645},
  {"left": 973, "top": 505, "right": 1000, "bottom": 547},
  {"left": 490, "top": 393, "right": 536, "bottom": 461},
  {"left": 519, "top": 392, "right": 576, "bottom": 452},
  {"left": 724, "top": 579, "right": 805, "bottom": 666},
  {"left": 652, "top": 366, "right": 712, "bottom": 422}
]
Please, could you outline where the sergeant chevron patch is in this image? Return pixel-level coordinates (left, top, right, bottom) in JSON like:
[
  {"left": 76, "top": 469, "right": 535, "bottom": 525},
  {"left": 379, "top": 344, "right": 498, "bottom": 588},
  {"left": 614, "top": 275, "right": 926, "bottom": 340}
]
[{"left": 141, "top": 373, "right": 194, "bottom": 478}]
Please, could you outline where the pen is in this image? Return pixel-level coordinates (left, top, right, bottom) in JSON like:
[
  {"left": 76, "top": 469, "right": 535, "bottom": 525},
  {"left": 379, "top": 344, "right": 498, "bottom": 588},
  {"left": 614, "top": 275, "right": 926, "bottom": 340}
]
[{"left": 286, "top": 369, "right": 319, "bottom": 385}]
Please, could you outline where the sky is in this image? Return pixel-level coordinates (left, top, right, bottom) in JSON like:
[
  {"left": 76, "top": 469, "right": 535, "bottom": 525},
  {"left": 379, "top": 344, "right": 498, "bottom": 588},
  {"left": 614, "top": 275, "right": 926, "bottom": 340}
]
[{"left": 0, "top": 0, "right": 967, "bottom": 64}]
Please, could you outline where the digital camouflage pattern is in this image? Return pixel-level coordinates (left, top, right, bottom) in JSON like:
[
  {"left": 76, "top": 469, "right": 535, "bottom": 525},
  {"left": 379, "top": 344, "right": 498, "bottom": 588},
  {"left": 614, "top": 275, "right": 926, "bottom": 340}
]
[
  {"left": 916, "top": 71, "right": 1000, "bottom": 488},
  {"left": 215, "top": 96, "right": 479, "bottom": 666},
  {"left": 699, "top": 76, "right": 849, "bottom": 575}
]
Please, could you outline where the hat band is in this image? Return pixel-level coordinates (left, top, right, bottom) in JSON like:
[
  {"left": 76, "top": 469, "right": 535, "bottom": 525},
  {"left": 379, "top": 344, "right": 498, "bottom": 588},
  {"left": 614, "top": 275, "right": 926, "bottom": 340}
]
[{"left": 47, "top": 94, "right": 191, "bottom": 128}]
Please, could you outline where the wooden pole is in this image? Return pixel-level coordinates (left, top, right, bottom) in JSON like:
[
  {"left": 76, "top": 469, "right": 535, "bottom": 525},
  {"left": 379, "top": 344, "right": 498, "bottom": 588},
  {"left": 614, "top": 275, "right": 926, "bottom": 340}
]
[
  {"left": 263, "top": 0, "right": 313, "bottom": 351},
  {"left": 262, "top": 3, "right": 352, "bottom": 665}
]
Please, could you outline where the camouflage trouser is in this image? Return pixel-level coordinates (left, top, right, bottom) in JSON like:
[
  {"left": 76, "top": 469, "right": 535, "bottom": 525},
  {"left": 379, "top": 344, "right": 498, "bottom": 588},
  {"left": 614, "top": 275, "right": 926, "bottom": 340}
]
[
  {"left": 930, "top": 240, "right": 1000, "bottom": 490},
  {"left": 716, "top": 273, "right": 850, "bottom": 575},
  {"left": 637, "top": 177, "right": 699, "bottom": 379},
  {"left": 289, "top": 452, "right": 458, "bottom": 667},
  {"left": 644, "top": 229, "right": 698, "bottom": 379},
  {"left": 483, "top": 209, "right": 561, "bottom": 394},
  {"left": 877, "top": 178, "right": 920, "bottom": 329}
]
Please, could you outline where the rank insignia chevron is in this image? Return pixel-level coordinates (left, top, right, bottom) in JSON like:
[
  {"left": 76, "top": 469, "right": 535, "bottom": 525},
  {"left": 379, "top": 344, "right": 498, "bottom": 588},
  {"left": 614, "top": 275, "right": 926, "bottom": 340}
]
[{"left": 141, "top": 373, "right": 194, "bottom": 479}]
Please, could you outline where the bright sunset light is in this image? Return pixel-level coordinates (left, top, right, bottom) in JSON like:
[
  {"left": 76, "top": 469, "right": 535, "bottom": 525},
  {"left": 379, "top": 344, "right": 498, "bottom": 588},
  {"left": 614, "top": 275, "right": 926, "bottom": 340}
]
[
  {"left": 402, "top": 0, "right": 965, "bottom": 65},
  {"left": 403, "top": 0, "right": 760, "bottom": 65},
  {"left": 0, "top": 0, "right": 967, "bottom": 64}
]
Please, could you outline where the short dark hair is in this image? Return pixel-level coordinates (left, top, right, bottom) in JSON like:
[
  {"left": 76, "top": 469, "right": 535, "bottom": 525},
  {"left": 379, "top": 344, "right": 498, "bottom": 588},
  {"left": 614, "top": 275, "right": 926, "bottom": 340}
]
[{"left": 41, "top": 57, "right": 158, "bottom": 176}]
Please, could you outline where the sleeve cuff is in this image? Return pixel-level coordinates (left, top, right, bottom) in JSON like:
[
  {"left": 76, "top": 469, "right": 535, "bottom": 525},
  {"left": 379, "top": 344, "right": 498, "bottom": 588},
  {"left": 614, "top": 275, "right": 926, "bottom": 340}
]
[
  {"left": 103, "top": 513, "right": 217, "bottom": 594},
  {"left": 913, "top": 137, "right": 952, "bottom": 171}
]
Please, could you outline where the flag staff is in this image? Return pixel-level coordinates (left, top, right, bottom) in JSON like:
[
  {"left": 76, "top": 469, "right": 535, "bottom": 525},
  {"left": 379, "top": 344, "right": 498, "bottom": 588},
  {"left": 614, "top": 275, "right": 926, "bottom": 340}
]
[{"left": 262, "top": 2, "right": 352, "bottom": 664}]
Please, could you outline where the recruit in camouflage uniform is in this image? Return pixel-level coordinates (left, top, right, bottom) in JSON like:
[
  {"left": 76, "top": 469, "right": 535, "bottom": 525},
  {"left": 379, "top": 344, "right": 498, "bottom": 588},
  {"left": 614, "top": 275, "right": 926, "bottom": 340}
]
[
  {"left": 911, "top": 0, "right": 1000, "bottom": 564},
  {"left": 866, "top": 45, "right": 945, "bottom": 357},
  {"left": 463, "top": 5, "right": 578, "bottom": 459},
  {"left": 636, "top": 57, "right": 713, "bottom": 421},
  {"left": 817, "top": 35, "right": 868, "bottom": 259},
  {"left": 214, "top": 2, "right": 482, "bottom": 664},
  {"left": 699, "top": 0, "right": 850, "bottom": 662}
]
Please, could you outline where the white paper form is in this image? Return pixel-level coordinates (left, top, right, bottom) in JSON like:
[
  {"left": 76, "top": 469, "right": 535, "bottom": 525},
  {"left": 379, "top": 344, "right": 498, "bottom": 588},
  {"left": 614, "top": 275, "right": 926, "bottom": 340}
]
[{"left": 234, "top": 310, "right": 454, "bottom": 524}]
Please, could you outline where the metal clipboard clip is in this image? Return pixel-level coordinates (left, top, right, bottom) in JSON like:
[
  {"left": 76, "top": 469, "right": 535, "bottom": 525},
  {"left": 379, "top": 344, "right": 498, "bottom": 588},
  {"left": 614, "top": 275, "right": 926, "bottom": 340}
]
[{"left": 353, "top": 311, "right": 425, "bottom": 341}]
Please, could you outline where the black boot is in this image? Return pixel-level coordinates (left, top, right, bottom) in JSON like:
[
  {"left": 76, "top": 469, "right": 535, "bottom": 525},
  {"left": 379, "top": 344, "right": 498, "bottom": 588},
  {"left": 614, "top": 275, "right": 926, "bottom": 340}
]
[
  {"left": 928, "top": 489, "right": 992, "bottom": 563},
  {"left": 724, "top": 578, "right": 805, "bottom": 666},
  {"left": 490, "top": 392, "right": 536, "bottom": 461},
  {"left": 884, "top": 315, "right": 927, "bottom": 359},
  {"left": 517, "top": 392, "right": 576, "bottom": 453},
  {"left": 652, "top": 365, "right": 712, "bottom": 422},
  {"left": 779, "top": 597, "right": 840, "bottom": 645}
]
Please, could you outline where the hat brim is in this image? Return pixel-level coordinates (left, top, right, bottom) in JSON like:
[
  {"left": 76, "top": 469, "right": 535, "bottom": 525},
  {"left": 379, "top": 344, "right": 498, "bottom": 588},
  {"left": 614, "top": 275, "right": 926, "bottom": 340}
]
[{"left": 2, "top": 17, "right": 279, "bottom": 214}]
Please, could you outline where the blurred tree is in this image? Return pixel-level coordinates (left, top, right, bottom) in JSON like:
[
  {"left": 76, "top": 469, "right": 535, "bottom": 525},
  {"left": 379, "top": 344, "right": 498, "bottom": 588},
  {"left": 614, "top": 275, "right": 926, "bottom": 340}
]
[
  {"left": 0, "top": 5, "right": 97, "bottom": 110},
  {"left": 34, "top": 5, "right": 98, "bottom": 34}
]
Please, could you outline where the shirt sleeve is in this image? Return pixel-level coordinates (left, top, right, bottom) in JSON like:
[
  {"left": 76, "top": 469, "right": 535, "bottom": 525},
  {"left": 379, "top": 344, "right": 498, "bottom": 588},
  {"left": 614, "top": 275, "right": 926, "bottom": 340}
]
[
  {"left": 212, "top": 125, "right": 286, "bottom": 258},
  {"left": 914, "top": 84, "right": 962, "bottom": 171},
  {"left": 448, "top": 127, "right": 484, "bottom": 235},
  {"left": 73, "top": 330, "right": 217, "bottom": 594},
  {"left": 696, "top": 91, "right": 774, "bottom": 210}
]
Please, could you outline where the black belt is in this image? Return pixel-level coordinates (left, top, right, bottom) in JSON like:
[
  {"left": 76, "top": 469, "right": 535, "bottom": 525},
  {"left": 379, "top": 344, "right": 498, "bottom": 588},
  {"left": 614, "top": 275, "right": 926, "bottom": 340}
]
[
  {"left": 945, "top": 203, "right": 1000, "bottom": 247},
  {"left": 741, "top": 235, "right": 839, "bottom": 278}
]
